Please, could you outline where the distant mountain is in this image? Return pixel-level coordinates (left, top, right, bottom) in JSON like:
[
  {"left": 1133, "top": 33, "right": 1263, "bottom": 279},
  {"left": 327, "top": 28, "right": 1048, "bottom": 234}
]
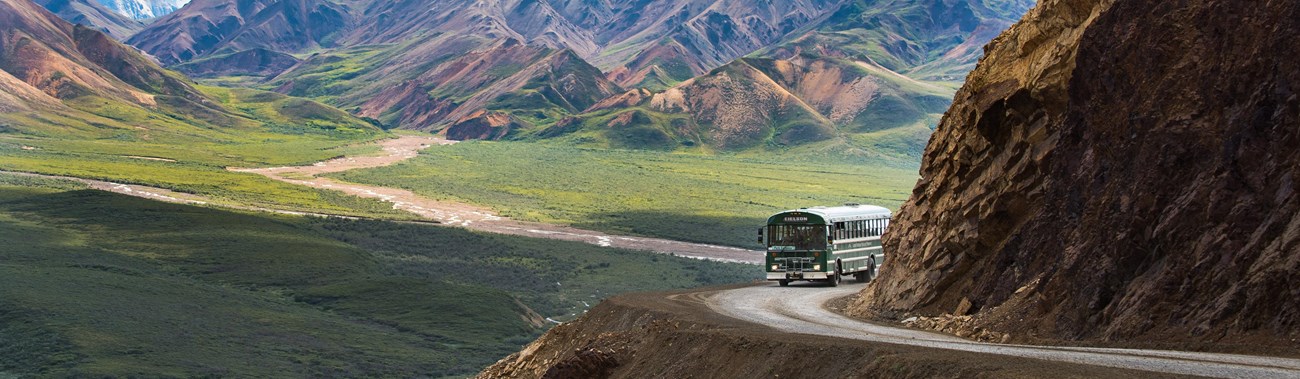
[
  {"left": 575, "top": 0, "right": 843, "bottom": 90},
  {"left": 94, "top": 0, "right": 187, "bottom": 20},
  {"left": 0, "top": 0, "right": 374, "bottom": 137},
  {"left": 127, "top": 0, "right": 349, "bottom": 65},
  {"left": 272, "top": 35, "right": 622, "bottom": 133},
  {"left": 545, "top": 0, "right": 1034, "bottom": 154},
  {"left": 132, "top": 0, "right": 839, "bottom": 88},
  {"left": 0, "top": 0, "right": 214, "bottom": 111},
  {"left": 337, "top": 0, "right": 841, "bottom": 90},
  {"left": 127, "top": 0, "right": 1033, "bottom": 152},
  {"left": 145, "top": 0, "right": 860, "bottom": 133},
  {"left": 33, "top": 0, "right": 143, "bottom": 39}
]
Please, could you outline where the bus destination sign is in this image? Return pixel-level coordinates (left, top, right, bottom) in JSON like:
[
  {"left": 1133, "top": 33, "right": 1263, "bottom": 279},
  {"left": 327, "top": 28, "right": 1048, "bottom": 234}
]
[{"left": 783, "top": 216, "right": 809, "bottom": 223}]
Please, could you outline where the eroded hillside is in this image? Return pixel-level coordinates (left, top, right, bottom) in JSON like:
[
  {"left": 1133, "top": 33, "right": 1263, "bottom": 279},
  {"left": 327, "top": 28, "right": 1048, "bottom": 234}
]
[{"left": 854, "top": 0, "right": 1300, "bottom": 351}]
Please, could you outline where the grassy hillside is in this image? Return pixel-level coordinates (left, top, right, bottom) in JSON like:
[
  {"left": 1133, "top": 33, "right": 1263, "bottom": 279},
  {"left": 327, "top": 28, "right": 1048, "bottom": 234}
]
[
  {"left": 330, "top": 141, "right": 919, "bottom": 248},
  {"left": 0, "top": 175, "right": 755, "bottom": 377},
  {"left": 0, "top": 85, "right": 412, "bottom": 217}
]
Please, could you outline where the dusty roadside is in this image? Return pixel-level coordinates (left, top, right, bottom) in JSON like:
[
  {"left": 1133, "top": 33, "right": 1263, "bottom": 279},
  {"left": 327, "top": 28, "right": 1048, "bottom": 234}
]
[{"left": 478, "top": 283, "right": 1177, "bottom": 379}]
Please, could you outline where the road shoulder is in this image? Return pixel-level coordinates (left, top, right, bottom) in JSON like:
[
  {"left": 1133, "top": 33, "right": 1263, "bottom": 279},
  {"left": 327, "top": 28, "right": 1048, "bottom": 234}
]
[{"left": 477, "top": 283, "right": 1174, "bottom": 379}]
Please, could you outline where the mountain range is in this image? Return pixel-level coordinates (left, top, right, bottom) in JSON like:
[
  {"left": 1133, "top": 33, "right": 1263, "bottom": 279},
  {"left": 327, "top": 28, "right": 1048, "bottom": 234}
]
[
  {"left": 95, "top": 0, "right": 187, "bottom": 19},
  {"left": 33, "top": 0, "right": 1035, "bottom": 155},
  {"left": 0, "top": 0, "right": 375, "bottom": 143},
  {"left": 31, "top": 0, "right": 143, "bottom": 39}
]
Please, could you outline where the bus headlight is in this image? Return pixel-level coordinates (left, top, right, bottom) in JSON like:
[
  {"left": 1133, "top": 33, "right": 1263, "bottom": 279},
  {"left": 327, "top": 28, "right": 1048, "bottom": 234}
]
[
  {"left": 813, "top": 264, "right": 821, "bottom": 271},
  {"left": 771, "top": 265, "right": 778, "bottom": 271}
]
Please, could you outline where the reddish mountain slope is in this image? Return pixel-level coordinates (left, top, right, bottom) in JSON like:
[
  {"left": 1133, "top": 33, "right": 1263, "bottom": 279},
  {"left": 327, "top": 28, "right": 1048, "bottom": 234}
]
[
  {"left": 1, "top": 0, "right": 212, "bottom": 107},
  {"left": 273, "top": 35, "right": 621, "bottom": 132}
]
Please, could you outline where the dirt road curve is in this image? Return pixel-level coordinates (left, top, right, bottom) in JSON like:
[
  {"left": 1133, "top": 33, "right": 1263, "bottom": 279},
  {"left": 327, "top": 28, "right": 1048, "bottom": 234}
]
[
  {"left": 226, "top": 136, "right": 762, "bottom": 264},
  {"left": 709, "top": 282, "right": 1300, "bottom": 378}
]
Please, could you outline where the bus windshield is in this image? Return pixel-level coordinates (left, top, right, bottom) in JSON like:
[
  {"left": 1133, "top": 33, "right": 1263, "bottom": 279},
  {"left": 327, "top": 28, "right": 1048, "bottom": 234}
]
[{"left": 767, "top": 225, "right": 826, "bottom": 251}]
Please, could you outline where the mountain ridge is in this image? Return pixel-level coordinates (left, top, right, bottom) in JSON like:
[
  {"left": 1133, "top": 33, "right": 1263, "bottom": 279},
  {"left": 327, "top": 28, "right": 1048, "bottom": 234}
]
[
  {"left": 121, "top": 0, "right": 1032, "bottom": 153},
  {"left": 32, "top": 0, "right": 143, "bottom": 39}
]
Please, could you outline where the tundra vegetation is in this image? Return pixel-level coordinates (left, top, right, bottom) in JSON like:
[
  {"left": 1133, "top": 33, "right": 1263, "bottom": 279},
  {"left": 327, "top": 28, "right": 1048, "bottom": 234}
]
[
  {"left": 0, "top": 174, "right": 755, "bottom": 377},
  {"left": 331, "top": 141, "right": 918, "bottom": 247}
]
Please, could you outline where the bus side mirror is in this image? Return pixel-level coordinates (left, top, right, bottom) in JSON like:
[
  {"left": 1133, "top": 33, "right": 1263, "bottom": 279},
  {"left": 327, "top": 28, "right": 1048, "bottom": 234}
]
[{"left": 757, "top": 228, "right": 764, "bottom": 243}]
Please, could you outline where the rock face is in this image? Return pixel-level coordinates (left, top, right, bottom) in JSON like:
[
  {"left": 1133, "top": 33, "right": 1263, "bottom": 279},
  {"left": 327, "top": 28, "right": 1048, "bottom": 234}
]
[
  {"left": 445, "top": 110, "right": 523, "bottom": 141},
  {"left": 854, "top": 0, "right": 1300, "bottom": 350}
]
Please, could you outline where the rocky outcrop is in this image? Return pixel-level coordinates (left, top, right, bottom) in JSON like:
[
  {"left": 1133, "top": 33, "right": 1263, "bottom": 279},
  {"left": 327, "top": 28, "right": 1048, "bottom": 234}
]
[
  {"left": 855, "top": 0, "right": 1300, "bottom": 351},
  {"left": 445, "top": 110, "right": 522, "bottom": 141}
]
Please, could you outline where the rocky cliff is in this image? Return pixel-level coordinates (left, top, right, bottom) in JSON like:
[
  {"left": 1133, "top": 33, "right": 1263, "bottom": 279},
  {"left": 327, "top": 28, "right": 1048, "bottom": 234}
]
[{"left": 854, "top": 0, "right": 1300, "bottom": 352}]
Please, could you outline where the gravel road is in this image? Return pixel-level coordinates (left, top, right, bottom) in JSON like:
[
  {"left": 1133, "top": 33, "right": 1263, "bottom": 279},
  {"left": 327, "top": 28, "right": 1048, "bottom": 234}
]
[{"left": 709, "top": 282, "right": 1300, "bottom": 378}]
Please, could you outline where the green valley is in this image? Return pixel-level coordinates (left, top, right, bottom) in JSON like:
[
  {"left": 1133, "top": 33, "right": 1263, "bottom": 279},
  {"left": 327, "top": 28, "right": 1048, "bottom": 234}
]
[
  {"left": 0, "top": 85, "right": 410, "bottom": 218},
  {"left": 0, "top": 175, "right": 754, "bottom": 377},
  {"left": 329, "top": 141, "right": 919, "bottom": 248},
  {"left": 1, "top": 0, "right": 1038, "bottom": 377}
]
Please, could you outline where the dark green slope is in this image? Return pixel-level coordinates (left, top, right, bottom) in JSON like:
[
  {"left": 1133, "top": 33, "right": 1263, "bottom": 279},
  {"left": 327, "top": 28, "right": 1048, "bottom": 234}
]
[{"left": 0, "top": 177, "right": 754, "bottom": 377}]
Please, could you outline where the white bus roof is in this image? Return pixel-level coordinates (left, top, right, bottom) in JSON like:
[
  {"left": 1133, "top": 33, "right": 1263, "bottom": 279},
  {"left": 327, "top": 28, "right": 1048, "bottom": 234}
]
[{"left": 775, "top": 204, "right": 891, "bottom": 223}]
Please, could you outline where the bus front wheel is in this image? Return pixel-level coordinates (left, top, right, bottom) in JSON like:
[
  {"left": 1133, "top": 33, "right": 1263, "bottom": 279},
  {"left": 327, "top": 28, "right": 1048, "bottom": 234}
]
[{"left": 778, "top": 280, "right": 790, "bottom": 287}]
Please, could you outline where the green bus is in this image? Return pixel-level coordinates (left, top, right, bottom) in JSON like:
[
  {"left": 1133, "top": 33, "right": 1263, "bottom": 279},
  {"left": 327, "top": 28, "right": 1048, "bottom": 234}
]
[{"left": 760, "top": 204, "right": 891, "bottom": 286}]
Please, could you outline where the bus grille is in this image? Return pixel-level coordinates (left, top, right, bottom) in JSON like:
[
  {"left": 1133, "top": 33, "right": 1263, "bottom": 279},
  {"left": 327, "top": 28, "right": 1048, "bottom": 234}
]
[{"left": 775, "top": 257, "right": 814, "bottom": 272}]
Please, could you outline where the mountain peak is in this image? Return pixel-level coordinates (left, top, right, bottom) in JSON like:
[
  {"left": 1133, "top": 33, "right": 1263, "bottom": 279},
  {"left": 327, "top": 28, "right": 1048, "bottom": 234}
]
[{"left": 94, "top": 0, "right": 188, "bottom": 20}]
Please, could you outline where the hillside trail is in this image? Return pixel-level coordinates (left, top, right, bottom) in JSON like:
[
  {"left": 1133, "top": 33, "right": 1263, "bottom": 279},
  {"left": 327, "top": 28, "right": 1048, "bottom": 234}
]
[{"left": 227, "top": 135, "right": 762, "bottom": 264}]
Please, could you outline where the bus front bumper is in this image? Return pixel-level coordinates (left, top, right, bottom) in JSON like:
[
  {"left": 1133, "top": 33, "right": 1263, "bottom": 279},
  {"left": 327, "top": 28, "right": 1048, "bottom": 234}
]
[{"left": 767, "top": 271, "right": 830, "bottom": 280}]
